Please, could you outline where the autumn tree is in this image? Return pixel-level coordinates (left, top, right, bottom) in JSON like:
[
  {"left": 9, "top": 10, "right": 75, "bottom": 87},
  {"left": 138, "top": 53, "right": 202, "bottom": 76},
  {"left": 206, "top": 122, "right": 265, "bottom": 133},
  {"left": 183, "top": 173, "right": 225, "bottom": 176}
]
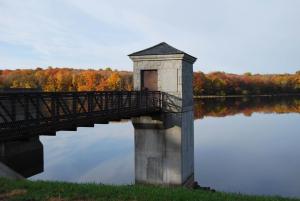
[
  {"left": 106, "top": 72, "right": 121, "bottom": 90},
  {"left": 1, "top": 67, "right": 300, "bottom": 96}
]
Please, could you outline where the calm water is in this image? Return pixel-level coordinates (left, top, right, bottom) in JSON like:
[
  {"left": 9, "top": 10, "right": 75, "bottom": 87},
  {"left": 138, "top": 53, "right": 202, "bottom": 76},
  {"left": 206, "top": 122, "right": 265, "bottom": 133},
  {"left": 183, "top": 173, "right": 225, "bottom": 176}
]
[{"left": 2, "top": 96, "right": 300, "bottom": 198}]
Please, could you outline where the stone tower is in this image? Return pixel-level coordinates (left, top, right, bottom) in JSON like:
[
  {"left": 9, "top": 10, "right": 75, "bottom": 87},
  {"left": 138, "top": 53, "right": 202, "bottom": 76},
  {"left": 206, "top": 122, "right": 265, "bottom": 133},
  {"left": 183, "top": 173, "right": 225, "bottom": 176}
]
[{"left": 129, "top": 42, "right": 196, "bottom": 186}]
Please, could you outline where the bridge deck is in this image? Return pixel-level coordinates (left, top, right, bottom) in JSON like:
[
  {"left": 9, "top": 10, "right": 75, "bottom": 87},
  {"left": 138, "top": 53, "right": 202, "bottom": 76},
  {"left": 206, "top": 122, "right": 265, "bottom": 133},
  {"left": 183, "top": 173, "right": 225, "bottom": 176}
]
[{"left": 0, "top": 91, "right": 162, "bottom": 140}]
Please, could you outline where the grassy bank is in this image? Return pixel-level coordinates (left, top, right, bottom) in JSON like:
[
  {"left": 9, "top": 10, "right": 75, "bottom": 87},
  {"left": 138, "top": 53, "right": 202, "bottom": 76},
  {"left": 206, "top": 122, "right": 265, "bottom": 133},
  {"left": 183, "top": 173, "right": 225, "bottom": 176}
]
[{"left": 0, "top": 178, "right": 299, "bottom": 201}]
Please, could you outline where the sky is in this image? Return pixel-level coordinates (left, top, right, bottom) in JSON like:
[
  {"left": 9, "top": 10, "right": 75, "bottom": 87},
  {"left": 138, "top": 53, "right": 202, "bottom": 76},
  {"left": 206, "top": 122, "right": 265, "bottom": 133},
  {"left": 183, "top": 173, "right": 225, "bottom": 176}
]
[{"left": 0, "top": 0, "right": 299, "bottom": 74}]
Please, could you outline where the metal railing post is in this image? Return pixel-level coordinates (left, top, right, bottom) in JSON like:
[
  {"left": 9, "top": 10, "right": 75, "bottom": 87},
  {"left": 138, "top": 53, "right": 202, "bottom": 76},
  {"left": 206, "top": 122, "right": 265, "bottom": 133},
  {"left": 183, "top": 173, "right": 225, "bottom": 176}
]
[
  {"left": 10, "top": 95, "right": 16, "bottom": 123},
  {"left": 88, "top": 92, "right": 93, "bottom": 113},
  {"left": 25, "top": 94, "right": 29, "bottom": 122},
  {"left": 36, "top": 93, "right": 40, "bottom": 125},
  {"left": 105, "top": 92, "right": 108, "bottom": 112},
  {"left": 117, "top": 91, "right": 121, "bottom": 114},
  {"left": 72, "top": 92, "right": 77, "bottom": 124},
  {"left": 51, "top": 93, "right": 56, "bottom": 123},
  {"left": 128, "top": 91, "right": 131, "bottom": 112},
  {"left": 146, "top": 91, "right": 148, "bottom": 112}
]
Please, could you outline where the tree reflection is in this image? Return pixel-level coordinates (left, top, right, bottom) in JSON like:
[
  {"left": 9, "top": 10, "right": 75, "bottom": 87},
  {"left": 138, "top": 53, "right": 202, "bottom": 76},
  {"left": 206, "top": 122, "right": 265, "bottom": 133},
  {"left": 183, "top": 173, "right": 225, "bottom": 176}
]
[{"left": 194, "top": 96, "right": 300, "bottom": 119}]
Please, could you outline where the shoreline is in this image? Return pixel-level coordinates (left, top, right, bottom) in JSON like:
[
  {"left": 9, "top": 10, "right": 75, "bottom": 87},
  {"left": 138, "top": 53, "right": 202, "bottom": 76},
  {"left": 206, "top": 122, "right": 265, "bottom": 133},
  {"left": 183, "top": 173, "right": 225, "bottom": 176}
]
[{"left": 194, "top": 94, "right": 300, "bottom": 98}]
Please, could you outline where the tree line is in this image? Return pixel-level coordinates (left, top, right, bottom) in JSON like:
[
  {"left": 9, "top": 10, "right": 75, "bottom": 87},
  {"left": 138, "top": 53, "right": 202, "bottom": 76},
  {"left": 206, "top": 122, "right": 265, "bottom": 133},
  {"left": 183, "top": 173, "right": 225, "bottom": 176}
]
[
  {"left": 194, "top": 71, "right": 300, "bottom": 96},
  {"left": 0, "top": 67, "right": 300, "bottom": 95},
  {"left": 0, "top": 67, "right": 133, "bottom": 92}
]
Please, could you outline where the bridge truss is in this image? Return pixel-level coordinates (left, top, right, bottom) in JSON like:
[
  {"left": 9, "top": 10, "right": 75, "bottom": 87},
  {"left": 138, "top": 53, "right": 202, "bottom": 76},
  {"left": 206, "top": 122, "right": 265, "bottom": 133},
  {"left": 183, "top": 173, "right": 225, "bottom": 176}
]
[{"left": 0, "top": 91, "right": 162, "bottom": 140}]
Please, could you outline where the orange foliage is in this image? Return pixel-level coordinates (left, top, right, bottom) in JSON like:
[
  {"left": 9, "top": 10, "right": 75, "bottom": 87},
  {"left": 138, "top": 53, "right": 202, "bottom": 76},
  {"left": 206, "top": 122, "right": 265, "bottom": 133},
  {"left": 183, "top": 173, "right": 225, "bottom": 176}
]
[
  {"left": 194, "top": 71, "right": 300, "bottom": 96},
  {"left": 0, "top": 67, "right": 132, "bottom": 92},
  {"left": 0, "top": 68, "right": 299, "bottom": 95}
]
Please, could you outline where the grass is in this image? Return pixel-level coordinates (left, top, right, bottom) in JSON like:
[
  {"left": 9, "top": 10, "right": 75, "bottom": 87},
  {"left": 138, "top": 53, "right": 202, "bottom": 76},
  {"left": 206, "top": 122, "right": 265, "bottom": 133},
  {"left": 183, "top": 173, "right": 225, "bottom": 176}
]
[{"left": 0, "top": 178, "right": 299, "bottom": 201}]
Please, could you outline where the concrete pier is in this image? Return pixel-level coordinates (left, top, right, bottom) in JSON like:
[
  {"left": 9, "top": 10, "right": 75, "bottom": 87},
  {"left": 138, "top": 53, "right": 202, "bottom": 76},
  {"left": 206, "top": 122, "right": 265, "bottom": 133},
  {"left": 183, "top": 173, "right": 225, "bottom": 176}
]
[
  {"left": 0, "top": 162, "right": 24, "bottom": 179},
  {"left": 129, "top": 42, "right": 196, "bottom": 186},
  {"left": 0, "top": 137, "right": 43, "bottom": 178}
]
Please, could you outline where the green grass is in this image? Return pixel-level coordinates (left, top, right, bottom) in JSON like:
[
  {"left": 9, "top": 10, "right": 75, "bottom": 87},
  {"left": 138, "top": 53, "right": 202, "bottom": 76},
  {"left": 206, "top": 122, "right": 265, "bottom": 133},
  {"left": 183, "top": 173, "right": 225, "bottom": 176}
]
[{"left": 0, "top": 178, "right": 299, "bottom": 201}]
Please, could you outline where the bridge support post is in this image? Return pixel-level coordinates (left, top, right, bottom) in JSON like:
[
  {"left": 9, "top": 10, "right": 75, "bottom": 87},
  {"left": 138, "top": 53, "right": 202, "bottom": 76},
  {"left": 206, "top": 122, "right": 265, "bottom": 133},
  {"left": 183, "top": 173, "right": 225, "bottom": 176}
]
[
  {"left": 0, "top": 137, "right": 43, "bottom": 178},
  {"left": 129, "top": 42, "right": 197, "bottom": 186}
]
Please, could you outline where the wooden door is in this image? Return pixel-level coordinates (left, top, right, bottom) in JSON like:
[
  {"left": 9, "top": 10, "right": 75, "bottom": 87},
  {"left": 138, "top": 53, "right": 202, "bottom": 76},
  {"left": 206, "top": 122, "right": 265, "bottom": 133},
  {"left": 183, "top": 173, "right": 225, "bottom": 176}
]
[{"left": 141, "top": 70, "right": 158, "bottom": 91}]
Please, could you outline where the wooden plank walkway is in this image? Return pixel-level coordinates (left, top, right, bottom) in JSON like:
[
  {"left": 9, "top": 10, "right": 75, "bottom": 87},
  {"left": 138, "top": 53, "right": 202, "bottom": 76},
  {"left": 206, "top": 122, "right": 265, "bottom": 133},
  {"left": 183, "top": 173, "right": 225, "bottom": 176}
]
[{"left": 0, "top": 91, "right": 162, "bottom": 140}]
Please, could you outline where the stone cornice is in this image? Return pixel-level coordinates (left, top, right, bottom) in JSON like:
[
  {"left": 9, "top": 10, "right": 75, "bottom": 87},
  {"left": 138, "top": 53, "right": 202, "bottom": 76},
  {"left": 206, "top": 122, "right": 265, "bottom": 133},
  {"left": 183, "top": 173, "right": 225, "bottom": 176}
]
[{"left": 129, "top": 54, "right": 197, "bottom": 64}]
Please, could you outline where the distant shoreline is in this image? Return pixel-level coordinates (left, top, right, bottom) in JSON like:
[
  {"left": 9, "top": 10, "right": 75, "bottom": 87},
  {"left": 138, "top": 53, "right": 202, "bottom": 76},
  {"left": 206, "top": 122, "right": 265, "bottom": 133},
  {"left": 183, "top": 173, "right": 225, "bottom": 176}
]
[{"left": 194, "top": 94, "right": 300, "bottom": 98}]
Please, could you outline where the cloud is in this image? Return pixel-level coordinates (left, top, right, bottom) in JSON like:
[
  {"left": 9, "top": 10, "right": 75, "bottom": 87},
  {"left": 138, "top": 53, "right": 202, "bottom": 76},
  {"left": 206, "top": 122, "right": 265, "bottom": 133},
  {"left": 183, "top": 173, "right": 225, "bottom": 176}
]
[{"left": 0, "top": 0, "right": 299, "bottom": 73}]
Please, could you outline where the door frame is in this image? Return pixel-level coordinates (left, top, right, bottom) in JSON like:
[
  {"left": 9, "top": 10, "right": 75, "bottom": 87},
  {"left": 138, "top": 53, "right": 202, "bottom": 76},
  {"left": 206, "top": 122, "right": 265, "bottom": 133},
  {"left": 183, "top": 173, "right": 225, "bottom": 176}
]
[{"left": 141, "top": 70, "right": 158, "bottom": 91}]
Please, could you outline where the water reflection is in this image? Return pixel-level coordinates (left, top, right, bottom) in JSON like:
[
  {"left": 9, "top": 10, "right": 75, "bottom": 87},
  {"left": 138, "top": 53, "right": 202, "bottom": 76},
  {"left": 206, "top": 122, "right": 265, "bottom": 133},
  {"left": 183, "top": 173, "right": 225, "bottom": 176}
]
[
  {"left": 194, "top": 95, "right": 300, "bottom": 119},
  {"left": 133, "top": 114, "right": 194, "bottom": 186},
  {"left": 0, "top": 96, "right": 300, "bottom": 197}
]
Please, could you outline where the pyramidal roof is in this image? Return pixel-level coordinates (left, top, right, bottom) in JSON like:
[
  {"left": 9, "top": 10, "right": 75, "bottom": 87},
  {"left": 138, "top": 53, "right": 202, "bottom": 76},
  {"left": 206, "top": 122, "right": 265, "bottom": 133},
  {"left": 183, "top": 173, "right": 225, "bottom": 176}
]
[{"left": 128, "top": 42, "right": 196, "bottom": 61}]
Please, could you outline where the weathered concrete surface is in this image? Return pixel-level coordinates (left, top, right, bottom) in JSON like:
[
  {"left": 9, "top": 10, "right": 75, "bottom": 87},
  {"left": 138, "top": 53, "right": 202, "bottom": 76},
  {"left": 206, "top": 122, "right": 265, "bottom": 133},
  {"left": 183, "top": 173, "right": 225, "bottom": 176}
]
[
  {"left": 133, "top": 115, "right": 180, "bottom": 185},
  {"left": 0, "top": 162, "right": 24, "bottom": 179},
  {"left": 130, "top": 54, "right": 195, "bottom": 110},
  {"left": 133, "top": 114, "right": 194, "bottom": 186},
  {"left": 130, "top": 42, "right": 196, "bottom": 186}
]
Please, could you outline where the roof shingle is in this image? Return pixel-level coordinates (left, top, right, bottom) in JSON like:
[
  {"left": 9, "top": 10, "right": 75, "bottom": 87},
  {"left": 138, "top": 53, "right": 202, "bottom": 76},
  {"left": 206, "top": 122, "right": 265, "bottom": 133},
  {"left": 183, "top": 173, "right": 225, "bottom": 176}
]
[{"left": 129, "top": 42, "right": 196, "bottom": 61}]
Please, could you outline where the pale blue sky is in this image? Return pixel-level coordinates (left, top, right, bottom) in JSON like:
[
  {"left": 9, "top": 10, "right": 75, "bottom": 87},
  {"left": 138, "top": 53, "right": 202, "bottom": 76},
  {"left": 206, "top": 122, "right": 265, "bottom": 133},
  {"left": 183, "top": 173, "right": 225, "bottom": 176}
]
[{"left": 0, "top": 0, "right": 299, "bottom": 74}]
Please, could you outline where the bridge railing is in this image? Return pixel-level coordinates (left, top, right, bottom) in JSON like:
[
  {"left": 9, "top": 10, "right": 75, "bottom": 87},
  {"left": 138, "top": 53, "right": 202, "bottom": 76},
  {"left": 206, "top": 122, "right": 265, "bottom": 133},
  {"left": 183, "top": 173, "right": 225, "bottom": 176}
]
[{"left": 0, "top": 91, "right": 162, "bottom": 138}]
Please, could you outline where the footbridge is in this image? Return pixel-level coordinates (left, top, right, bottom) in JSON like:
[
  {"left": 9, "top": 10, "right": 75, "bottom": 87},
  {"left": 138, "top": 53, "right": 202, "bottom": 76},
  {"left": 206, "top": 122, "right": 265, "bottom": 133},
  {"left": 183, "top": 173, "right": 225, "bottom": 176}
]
[
  {"left": 0, "top": 91, "right": 162, "bottom": 140},
  {"left": 0, "top": 42, "right": 197, "bottom": 187}
]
